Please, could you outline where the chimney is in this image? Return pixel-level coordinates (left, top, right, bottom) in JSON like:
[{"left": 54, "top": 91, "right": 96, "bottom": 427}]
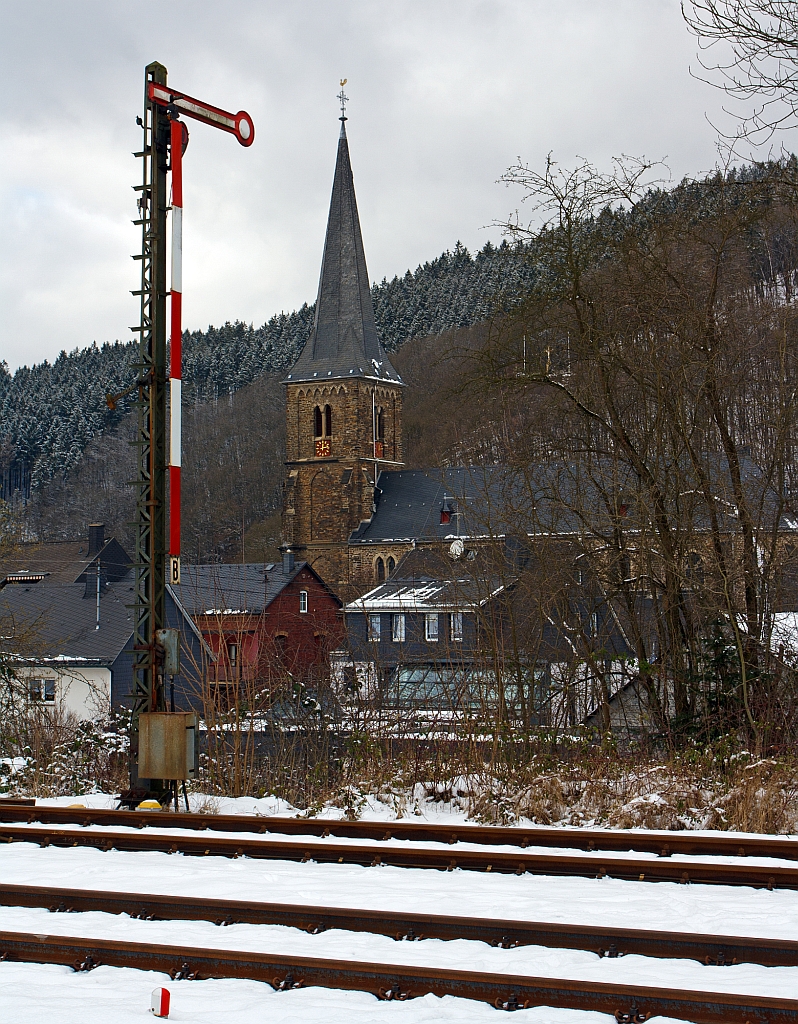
[
  {"left": 87, "top": 524, "right": 105, "bottom": 558},
  {"left": 282, "top": 548, "right": 295, "bottom": 574}
]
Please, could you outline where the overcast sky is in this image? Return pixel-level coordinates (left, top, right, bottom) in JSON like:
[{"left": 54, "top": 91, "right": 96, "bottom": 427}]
[{"left": 1, "top": 0, "right": 790, "bottom": 372}]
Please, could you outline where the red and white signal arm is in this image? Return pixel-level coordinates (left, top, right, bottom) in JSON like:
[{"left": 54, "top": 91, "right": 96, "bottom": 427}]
[
  {"left": 148, "top": 82, "right": 254, "bottom": 147},
  {"left": 150, "top": 987, "right": 171, "bottom": 1018}
]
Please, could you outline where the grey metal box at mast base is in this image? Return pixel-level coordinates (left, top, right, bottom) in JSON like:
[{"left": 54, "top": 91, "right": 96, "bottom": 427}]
[{"left": 138, "top": 712, "right": 198, "bottom": 780}]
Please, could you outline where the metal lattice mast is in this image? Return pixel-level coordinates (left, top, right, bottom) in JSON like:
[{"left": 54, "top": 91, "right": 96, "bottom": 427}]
[
  {"left": 122, "top": 63, "right": 254, "bottom": 798},
  {"left": 130, "top": 62, "right": 170, "bottom": 789}
]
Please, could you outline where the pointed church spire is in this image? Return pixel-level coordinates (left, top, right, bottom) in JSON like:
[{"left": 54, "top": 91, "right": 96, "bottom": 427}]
[{"left": 286, "top": 100, "right": 402, "bottom": 385}]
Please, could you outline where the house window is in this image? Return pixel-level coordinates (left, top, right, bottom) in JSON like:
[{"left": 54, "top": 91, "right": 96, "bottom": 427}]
[
  {"left": 299, "top": 590, "right": 308, "bottom": 613},
  {"left": 450, "top": 611, "right": 463, "bottom": 642},
  {"left": 375, "top": 557, "right": 385, "bottom": 582},
  {"left": 425, "top": 613, "right": 439, "bottom": 642},
  {"left": 28, "top": 678, "right": 55, "bottom": 704},
  {"left": 392, "top": 613, "right": 405, "bottom": 642},
  {"left": 227, "top": 642, "right": 238, "bottom": 667},
  {"left": 368, "top": 614, "right": 381, "bottom": 641}
]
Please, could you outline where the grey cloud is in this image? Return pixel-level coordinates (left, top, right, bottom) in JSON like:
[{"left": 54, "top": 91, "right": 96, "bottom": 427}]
[{"left": 0, "top": 0, "right": 785, "bottom": 370}]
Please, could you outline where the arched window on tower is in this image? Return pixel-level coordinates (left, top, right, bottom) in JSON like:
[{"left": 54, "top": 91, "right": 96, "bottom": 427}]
[
  {"left": 374, "top": 405, "right": 385, "bottom": 458},
  {"left": 314, "top": 404, "right": 332, "bottom": 457},
  {"left": 387, "top": 556, "right": 395, "bottom": 576},
  {"left": 375, "top": 557, "right": 385, "bottom": 582}
]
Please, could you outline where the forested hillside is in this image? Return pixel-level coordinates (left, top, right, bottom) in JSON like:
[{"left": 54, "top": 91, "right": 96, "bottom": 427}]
[
  {"left": 1, "top": 238, "right": 534, "bottom": 495},
  {"left": 27, "top": 323, "right": 491, "bottom": 562}
]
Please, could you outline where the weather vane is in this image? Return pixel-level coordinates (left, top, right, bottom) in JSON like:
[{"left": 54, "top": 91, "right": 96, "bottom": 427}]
[{"left": 338, "top": 79, "right": 349, "bottom": 121}]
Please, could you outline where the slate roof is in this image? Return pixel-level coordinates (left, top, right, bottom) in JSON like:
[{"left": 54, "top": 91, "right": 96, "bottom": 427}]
[
  {"left": 0, "top": 538, "right": 131, "bottom": 587},
  {"left": 349, "top": 467, "right": 538, "bottom": 545},
  {"left": 351, "top": 458, "right": 795, "bottom": 547},
  {"left": 177, "top": 561, "right": 338, "bottom": 616},
  {"left": 0, "top": 581, "right": 134, "bottom": 665},
  {"left": 285, "top": 120, "right": 402, "bottom": 386}
]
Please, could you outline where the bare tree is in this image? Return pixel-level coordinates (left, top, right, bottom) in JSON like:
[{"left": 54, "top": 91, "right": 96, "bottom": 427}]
[
  {"left": 683, "top": 0, "right": 798, "bottom": 142},
  {"left": 466, "top": 153, "right": 798, "bottom": 751}
]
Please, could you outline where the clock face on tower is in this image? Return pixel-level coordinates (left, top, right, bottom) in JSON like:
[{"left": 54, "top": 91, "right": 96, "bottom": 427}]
[{"left": 315, "top": 439, "right": 331, "bottom": 458}]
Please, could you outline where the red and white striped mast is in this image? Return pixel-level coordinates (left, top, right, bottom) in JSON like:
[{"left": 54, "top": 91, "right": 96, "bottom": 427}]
[
  {"left": 147, "top": 83, "right": 254, "bottom": 585},
  {"left": 169, "top": 115, "right": 184, "bottom": 577}
]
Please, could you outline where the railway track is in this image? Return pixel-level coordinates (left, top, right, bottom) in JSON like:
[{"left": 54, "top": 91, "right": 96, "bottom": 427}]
[
  {"left": 0, "top": 928, "right": 795, "bottom": 1023},
  {"left": 1, "top": 822, "right": 795, "bottom": 889},
  {"left": 3, "top": 802, "right": 797, "bottom": 860},
  {"left": 2, "top": 882, "right": 795, "bottom": 968}
]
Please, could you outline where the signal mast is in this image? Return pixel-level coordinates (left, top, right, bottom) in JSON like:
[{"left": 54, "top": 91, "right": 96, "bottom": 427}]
[{"left": 125, "top": 62, "right": 254, "bottom": 801}]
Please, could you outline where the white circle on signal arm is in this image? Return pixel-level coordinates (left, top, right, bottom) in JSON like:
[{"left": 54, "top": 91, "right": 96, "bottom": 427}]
[
  {"left": 449, "top": 538, "right": 464, "bottom": 559},
  {"left": 238, "top": 117, "right": 251, "bottom": 140}
]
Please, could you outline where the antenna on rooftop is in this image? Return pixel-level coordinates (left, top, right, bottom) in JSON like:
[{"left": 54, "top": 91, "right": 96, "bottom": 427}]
[{"left": 338, "top": 79, "right": 349, "bottom": 121}]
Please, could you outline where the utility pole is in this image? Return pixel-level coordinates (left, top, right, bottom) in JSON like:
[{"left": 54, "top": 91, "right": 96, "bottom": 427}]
[{"left": 124, "top": 63, "right": 254, "bottom": 802}]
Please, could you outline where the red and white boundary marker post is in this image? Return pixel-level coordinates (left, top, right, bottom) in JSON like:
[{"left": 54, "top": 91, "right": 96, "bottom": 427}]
[
  {"left": 150, "top": 986, "right": 171, "bottom": 1018},
  {"left": 168, "top": 116, "right": 184, "bottom": 586},
  {"left": 145, "top": 82, "right": 254, "bottom": 588}
]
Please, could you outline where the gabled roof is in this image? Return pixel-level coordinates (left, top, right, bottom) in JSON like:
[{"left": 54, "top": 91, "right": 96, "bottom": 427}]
[
  {"left": 0, "top": 581, "right": 134, "bottom": 665},
  {"left": 178, "top": 561, "right": 341, "bottom": 616},
  {"left": 285, "top": 120, "right": 401, "bottom": 386},
  {"left": 0, "top": 537, "right": 131, "bottom": 587}
]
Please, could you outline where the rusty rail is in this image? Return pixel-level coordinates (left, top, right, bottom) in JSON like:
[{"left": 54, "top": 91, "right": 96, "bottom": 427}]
[
  {"left": 1, "top": 803, "right": 796, "bottom": 861},
  {"left": 1, "top": 823, "right": 796, "bottom": 889},
  {"left": 2, "top": 882, "right": 795, "bottom": 968},
  {"left": 0, "top": 929, "right": 795, "bottom": 1023}
]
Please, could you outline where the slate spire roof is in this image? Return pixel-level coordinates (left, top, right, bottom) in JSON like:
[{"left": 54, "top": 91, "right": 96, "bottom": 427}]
[{"left": 286, "top": 117, "right": 402, "bottom": 385}]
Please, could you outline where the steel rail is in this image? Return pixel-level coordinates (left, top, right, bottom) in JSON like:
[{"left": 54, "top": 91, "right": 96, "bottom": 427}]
[
  {"left": 1, "top": 823, "right": 796, "bottom": 890},
  {"left": 0, "top": 929, "right": 795, "bottom": 1023},
  {"left": 2, "top": 883, "right": 795, "bottom": 968},
  {"left": 2, "top": 803, "right": 796, "bottom": 862}
]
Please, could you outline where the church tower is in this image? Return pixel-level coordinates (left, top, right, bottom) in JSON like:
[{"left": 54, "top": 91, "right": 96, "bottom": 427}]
[{"left": 282, "top": 105, "right": 404, "bottom": 588}]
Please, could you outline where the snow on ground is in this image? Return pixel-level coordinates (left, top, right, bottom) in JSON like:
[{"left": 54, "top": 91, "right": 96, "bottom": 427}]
[
  {"left": 3, "top": 798, "right": 797, "bottom": 1023},
  {"left": 0, "top": 897, "right": 795, "bottom": 999},
  {"left": 0, "top": 841, "right": 797, "bottom": 999},
  {"left": 3, "top": 840, "right": 798, "bottom": 940},
  {"left": 32, "top": 790, "right": 798, "bottom": 844},
  {"left": 0, "top": 961, "right": 676, "bottom": 1024}
]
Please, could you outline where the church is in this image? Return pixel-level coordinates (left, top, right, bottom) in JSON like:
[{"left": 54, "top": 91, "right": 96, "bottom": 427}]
[{"left": 281, "top": 107, "right": 481, "bottom": 596}]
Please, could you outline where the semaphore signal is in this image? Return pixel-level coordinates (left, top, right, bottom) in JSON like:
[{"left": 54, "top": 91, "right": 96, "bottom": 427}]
[{"left": 126, "top": 62, "right": 254, "bottom": 803}]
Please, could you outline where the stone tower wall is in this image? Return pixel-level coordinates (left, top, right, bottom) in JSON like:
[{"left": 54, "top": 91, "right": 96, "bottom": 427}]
[{"left": 282, "top": 379, "right": 403, "bottom": 588}]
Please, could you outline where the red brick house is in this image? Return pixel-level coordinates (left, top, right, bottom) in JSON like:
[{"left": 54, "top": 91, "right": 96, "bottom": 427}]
[{"left": 179, "top": 552, "right": 343, "bottom": 709}]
